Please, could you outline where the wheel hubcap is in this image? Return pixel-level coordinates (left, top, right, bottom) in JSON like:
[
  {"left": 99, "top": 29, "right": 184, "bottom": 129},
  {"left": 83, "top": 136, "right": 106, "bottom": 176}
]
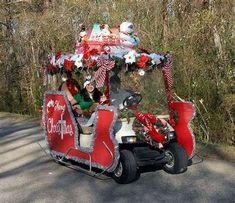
[
  {"left": 114, "top": 162, "right": 123, "bottom": 177},
  {"left": 165, "top": 151, "right": 174, "bottom": 168}
]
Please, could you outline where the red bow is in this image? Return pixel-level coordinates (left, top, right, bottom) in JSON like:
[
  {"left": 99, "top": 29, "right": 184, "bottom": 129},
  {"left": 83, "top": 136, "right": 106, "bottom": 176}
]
[{"left": 134, "top": 112, "right": 165, "bottom": 143}]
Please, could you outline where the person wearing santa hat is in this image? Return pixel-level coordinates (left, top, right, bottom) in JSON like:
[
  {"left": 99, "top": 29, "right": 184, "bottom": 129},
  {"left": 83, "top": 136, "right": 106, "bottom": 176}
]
[{"left": 73, "top": 76, "right": 106, "bottom": 118}]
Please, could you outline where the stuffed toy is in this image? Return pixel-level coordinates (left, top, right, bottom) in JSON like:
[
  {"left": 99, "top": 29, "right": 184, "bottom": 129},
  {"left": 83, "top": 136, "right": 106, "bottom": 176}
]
[
  {"left": 119, "top": 22, "right": 140, "bottom": 47},
  {"left": 100, "top": 24, "right": 111, "bottom": 39},
  {"left": 79, "top": 24, "right": 87, "bottom": 42}
]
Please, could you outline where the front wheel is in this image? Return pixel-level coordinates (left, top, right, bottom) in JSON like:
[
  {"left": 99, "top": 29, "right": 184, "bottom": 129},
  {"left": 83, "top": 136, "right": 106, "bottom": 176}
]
[
  {"left": 112, "top": 150, "right": 139, "bottom": 184},
  {"left": 163, "top": 143, "right": 188, "bottom": 174}
]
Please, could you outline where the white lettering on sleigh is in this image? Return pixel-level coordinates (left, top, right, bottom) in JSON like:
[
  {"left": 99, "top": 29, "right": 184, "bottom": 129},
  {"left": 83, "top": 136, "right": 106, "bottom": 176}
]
[
  {"left": 46, "top": 99, "right": 74, "bottom": 139},
  {"left": 47, "top": 116, "right": 73, "bottom": 139},
  {"left": 54, "top": 100, "right": 65, "bottom": 113}
]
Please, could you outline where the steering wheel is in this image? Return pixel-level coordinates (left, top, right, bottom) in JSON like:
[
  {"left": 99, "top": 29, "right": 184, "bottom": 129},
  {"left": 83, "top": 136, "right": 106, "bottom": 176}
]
[{"left": 123, "top": 93, "right": 142, "bottom": 108}]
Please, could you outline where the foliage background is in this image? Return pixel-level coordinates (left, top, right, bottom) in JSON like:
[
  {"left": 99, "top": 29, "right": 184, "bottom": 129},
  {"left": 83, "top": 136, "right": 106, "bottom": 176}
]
[{"left": 0, "top": 0, "right": 234, "bottom": 145}]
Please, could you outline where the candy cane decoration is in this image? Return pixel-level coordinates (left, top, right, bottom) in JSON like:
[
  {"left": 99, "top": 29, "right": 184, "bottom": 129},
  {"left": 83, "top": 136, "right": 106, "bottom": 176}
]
[{"left": 93, "top": 57, "right": 115, "bottom": 88}]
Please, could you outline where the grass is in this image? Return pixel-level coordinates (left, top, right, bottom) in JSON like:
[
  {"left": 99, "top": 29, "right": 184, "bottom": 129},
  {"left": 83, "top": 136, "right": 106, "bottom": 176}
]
[{"left": 196, "top": 141, "right": 235, "bottom": 163}]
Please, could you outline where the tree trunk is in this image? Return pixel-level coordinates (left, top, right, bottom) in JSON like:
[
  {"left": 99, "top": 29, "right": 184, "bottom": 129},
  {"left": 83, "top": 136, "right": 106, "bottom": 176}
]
[
  {"left": 209, "top": 0, "right": 223, "bottom": 60},
  {"left": 162, "top": 0, "right": 169, "bottom": 48}
]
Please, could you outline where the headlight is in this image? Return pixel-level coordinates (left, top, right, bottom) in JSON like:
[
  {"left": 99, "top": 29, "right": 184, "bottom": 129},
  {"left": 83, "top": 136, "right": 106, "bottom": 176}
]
[{"left": 122, "top": 136, "right": 137, "bottom": 143}]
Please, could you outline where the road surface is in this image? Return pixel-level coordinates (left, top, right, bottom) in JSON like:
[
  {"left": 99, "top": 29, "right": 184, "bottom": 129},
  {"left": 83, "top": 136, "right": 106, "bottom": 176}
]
[{"left": 0, "top": 115, "right": 234, "bottom": 203}]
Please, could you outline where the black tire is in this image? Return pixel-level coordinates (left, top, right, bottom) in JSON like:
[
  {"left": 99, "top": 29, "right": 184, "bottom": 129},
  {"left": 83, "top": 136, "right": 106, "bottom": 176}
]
[
  {"left": 163, "top": 143, "right": 188, "bottom": 174},
  {"left": 112, "top": 150, "right": 139, "bottom": 184}
]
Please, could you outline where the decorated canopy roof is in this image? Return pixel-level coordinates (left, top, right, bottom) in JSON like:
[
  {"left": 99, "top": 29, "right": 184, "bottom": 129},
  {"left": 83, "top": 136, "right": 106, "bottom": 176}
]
[{"left": 47, "top": 22, "right": 171, "bottom": 88}]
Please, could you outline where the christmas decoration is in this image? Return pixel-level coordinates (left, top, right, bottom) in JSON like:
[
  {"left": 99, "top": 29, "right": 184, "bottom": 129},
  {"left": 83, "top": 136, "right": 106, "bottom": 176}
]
[
  {"left": 41, "top": 22, "right": 196, "bottom": 184},
  {"left": 94, "top": 57, "right": 115, "bottom": 88},
  {"left": 44, "top": 92, "right": 119, "bottom": 173},
  {"left": 137, "top": 54, "right": 149, "bottom": 69},
  {"left": 74, "top": 54, "right": 83, "bottom": 69},
  {"left": 134, "top": 112, "right": 165, "bottom": 144},
  {"left": 119, "top": 22, "right": 140, "bottom": 47},
  {"left": 47, "top": 22, "right": 167, "bottom": 86},
  {"left": 63, "top": 59, "right": 74, "bottom": 72},
  {"left": 138, "top": 69, "right": 145, "bottom": 76}
]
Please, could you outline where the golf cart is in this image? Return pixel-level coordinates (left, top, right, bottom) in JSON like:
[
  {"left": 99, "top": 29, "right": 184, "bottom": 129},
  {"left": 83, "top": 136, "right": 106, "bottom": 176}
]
[{"left": 42, "top": 22, "right": 196, "bottom": 184}]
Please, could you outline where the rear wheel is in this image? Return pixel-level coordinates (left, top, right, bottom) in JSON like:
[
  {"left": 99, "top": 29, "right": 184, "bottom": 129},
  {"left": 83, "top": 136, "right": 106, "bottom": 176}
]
[
  {"left": 112, "top": 150, "right": 139, "bottom": 184},
  {"left": 163, "top": 143, "right": 188, "bottom": 174}
]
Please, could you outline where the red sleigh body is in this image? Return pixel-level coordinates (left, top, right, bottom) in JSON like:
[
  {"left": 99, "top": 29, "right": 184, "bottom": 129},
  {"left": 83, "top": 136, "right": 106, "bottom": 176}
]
[
  {"left": 134, "top": 101, "right": 196, "bottom": 159},
  {"left": 43, "top": 91, "right": 119, "bottom": 172},
  {"left": 169, "top": 101, "right": 196, "bottom": 158}
]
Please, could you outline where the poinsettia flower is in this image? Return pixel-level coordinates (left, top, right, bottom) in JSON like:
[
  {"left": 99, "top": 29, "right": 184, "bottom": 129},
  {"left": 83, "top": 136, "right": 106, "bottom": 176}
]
[
  {"left": 83, "top": 51, "right": 90, "bottom": 60},
  {"left": 48, "top": 62, "right": 59, "bottom": 74},
  {"left": 89, "top": 48, "right": 99, "bottom": 56},
  {"left": 74, "top": 54, "right": 83, "bottom": 68},
  {"left": 49, "top": 55, "right": 56, "bottom": 66},
  {"left": 48, "top": 63, "right": 54, "bottom": 72},
  {"left": 137, "top": 55, "right": 149, "bottom": 69},
  {"left": 124, "top": 50, "right": 138, "bottom": 64},
  {"left": 57, "top": 55, "right": 66, "bottom": 69},
  {"left": 75, "top": 60, "right": 83, "bottom": 69},
  {"left": 63, "top": 59, "right": 74, "bottom": 72}
]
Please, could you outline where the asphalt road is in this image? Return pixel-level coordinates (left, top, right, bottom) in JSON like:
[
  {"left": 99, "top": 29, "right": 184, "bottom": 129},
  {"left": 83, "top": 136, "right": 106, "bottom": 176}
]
[{"left": 0, "top": 115, "right": 235, "bottom": 203}]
